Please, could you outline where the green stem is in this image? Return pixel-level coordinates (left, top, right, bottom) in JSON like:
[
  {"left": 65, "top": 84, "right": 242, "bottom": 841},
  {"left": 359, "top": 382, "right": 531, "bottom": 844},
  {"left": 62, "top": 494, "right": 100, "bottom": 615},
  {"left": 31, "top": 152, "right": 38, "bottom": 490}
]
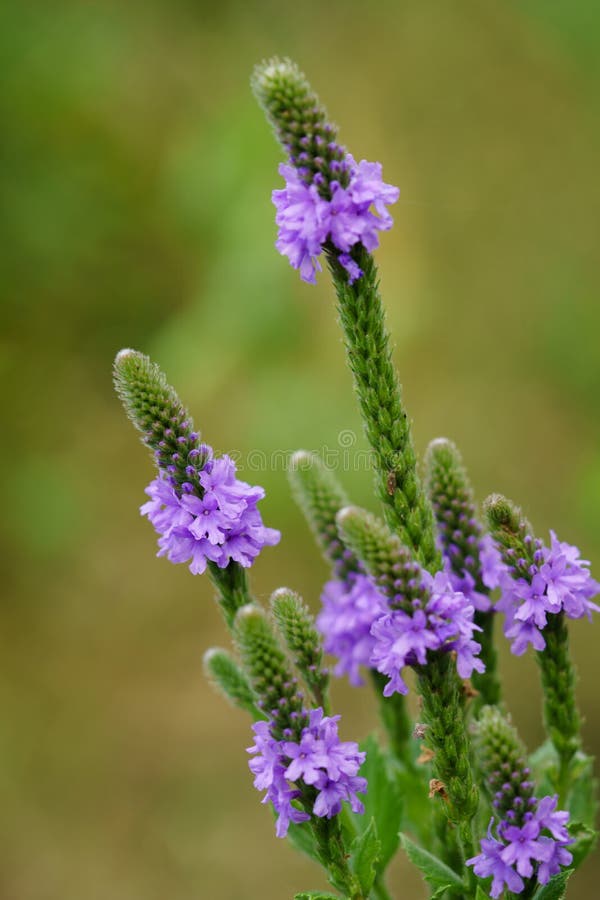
[
  {"left": 371, "top": 880, "right": 393, "bottom": 900},
  {"left": 328, "top": 246, "right": 440, "bottom": 572},
  {"left": 370, "top": 670, "right": 414, "bottom": 766},
  {"left": 208, "top": 560, "right": 254, "bottom": 629},
  {"left": 416, "top": 653, "right": 479, "bottom": 869},
  {"left": 471, "top": 611, "right": 501, "bottom": 711},
  {"left": 309, "top": 811, "right": 364, "bottom": 899},
  {"left": 536, "top": 613, "right": 581, "bottom": 804}
]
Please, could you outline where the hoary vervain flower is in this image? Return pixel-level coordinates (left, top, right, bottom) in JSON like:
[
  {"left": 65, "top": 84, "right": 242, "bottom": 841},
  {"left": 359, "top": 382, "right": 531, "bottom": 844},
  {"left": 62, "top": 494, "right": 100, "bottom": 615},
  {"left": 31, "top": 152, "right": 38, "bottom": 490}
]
[
  {"left": 467, "top": 707, "right": 573, "bottom": 897},
  {"left": 317, "top": 572, "right": 386, "bottom": 686},
  {"left": 485, "top": 495, "right": 599, "bottom": 655},
  {"left": 337, "top": 506, "right": 485, "bottom": 696},
  {"left": 253, "top": 58, "right": 399, "bottom": 284},
  {"left": 272, "top": 157, "right": 399, "bottom": 284},
  {"left": 247, "top": 707, "right": 367, "bottom": 837},
  {"left": 141, "top": 450, "right": 280, "bottom": 574},
  {"left": 114, "top": 349, "right": 280, "bottom": 577}
]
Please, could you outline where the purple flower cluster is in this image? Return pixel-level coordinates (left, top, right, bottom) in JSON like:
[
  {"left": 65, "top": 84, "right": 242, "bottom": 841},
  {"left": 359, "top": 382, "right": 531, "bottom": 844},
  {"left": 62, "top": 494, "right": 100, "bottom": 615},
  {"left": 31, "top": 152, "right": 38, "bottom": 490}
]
[
  {"left": 370, "top": 570, "right": 484, "bottom": 696},
  {"left": 467, "top": 795, "right": 573, "bottom": 897},
  {"left": 272, "top": 155, "right": 399, "bottom": 284},
  {"left": 317, "top": 572, "right": 386, "bottom": 686},
  {"left": 498, "top": 531, "right": 600, "bottom": 655},
  {"left": 444, "top": 533, "right": 507, "bottom": 613},
  {"left": 141, "top": 448, "right": 280, "bottom": 574},
  {"left": 247, "top": 708, "right": 367, "bottom": 838}
]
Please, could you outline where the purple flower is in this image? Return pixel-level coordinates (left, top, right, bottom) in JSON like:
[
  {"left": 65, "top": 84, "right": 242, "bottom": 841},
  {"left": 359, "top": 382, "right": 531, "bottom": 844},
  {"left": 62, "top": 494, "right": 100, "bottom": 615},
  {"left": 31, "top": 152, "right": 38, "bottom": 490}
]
[
  {"left": 272, "top": 155, "right": 399, "bottom": 284},
  {"left": 317, "top": 572, "right": 386, "bottom": 686},
  {"left": 371, "top": 608, "right": 438, "bottom": 696},
  {"left": 479, "top": 533, "right": 508, "bottom": 591},
  {"left": 500, "top": 818, "right": 550, "bottom": 878},
  {"left": 312, "top": 773, "right": 367, "bottom": 817},
  {"left": 141, "top": 451, "right": 280, "bottom": 574},
  {"left": 467, "top": 824, "right": 525, "bottom": 898},
  {"left": 534, "top": 795, "right": 570, "bottom": 842},
  {"left": 369, "top": 569, "right": 484, "bottom": 696},
  {"left": 273, "top": 164, "right": 330, "bottom": 284},
  {"left": 536, "top": 838, "right": 573, "bottom": 885},
  {"left": 445, "top": 566, "right": 492, "bottom": 613},
  {"left": 468, "top": 796, "right": 572, "bottom": 895},
  {"left": 247, "top": 707, "right": 366, "bottom": 837},
  {"left": 497, "top": 530, "right": 599, "bottom": 655},
  {"left": 282, "top": 731, "right": 327, "bottom": 785}
]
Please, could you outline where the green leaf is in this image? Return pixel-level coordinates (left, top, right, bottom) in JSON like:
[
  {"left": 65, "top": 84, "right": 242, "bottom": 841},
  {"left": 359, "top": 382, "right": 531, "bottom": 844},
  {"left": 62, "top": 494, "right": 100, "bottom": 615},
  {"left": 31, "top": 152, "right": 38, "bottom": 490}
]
[
  {"left": 351, "top": 734, "right": 403, "bottom": 872},
  {"left": 567, "top": 752, "right": 598, "bottom": 827},
  {"left": 294, "top": 893, "right": 339, "bottom": 900},
  {"left": 350, "top": 817, "right": 381, "bottom": 896},
  {"left": 529, "top": 739, "right": 559, "bottom": 795},
  {"left": 568, "top": 821, "right": 597, "bottom": 869},
  {"left": 474, "top": 887, "right": 489, "bottom": 900},
  {"left": 287, "top": 820, "right": 320, "bottom": 864},
  {"left": 398, "top": 832, "right": 464, "bottom": 895},
  {"left": 430, "top": 887, "right": 459, "bottom": 900},
  {"left": 531, "top": 868, "right": 573, "bottom": 900}
]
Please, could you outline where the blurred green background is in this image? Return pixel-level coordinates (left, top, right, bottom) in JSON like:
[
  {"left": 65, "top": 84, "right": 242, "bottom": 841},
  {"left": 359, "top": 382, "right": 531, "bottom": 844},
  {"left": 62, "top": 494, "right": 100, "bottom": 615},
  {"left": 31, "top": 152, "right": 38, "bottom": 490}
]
[{"left": 2, "top": 1, "right": 599, "bottom": 898}]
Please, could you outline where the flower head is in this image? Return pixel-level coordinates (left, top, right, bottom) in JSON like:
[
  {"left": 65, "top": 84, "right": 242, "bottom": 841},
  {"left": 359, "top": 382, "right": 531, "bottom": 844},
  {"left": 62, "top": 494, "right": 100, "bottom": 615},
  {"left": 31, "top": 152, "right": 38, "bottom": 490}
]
[
  {"left": 369, "top": 569, "right": 484, "bottom": 696},
  {"left": 247, "top": 707, "right": 366, "bottom": 837},
  {"left": 272, "top": 156, "right": 399, "bottom": 284},
  {"left": 497, "top": 531, "right": 599, "bottom": 655},
  {"left": 141, "top": 451, "right": 280, "bottom": 574},
  {"left": 317, "top": 572, "right": 386, "bottom": 686}
]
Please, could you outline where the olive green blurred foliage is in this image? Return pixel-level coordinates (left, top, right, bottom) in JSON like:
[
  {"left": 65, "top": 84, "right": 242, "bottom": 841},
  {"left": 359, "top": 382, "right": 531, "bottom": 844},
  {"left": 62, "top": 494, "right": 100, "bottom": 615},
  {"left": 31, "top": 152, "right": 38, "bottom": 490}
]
[{"left": 1, "top": 1, "right": 599, "bottom": 898}]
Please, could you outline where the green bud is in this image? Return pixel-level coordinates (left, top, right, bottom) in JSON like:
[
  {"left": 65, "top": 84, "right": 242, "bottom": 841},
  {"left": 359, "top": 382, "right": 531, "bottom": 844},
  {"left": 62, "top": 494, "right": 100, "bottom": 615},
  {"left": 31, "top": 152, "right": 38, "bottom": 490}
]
[
  {"left": 234, "top": 604, "right": 305, "bottom": 739},
  {"left": 289, "top": 450, "right": 359, "bottom": 578},
  {"left": 203, "top": 647, "right": 262, "bottom": 718},
  {"left": 425, "top": 438, "right": 483, "bottom": 587},
  {"left": 251, "top": 57, "right": 349, "bottom": 194},
  {"left": 113, "top": 348, "right": 208, "bottom": 489},
  {"left": 474, "top": 706, "right": 534, "bottom": 821},
  {"left": 485, "top": 494, "right": 582, "bottom": 798},
  {"left": 426, "top": 439, "right": 500, "bottom": 707},
  {"left": 271, "top": 587, "right": 329, "bottom": 709},
  {"left": 331, "top": 255, "right": 441, "bottom": 573},
  {"left": 336, "top": 505, "right": 425, "bottom": 610},
  {"left": 484, "top": 493, "right": 535, "bottom": 574}
]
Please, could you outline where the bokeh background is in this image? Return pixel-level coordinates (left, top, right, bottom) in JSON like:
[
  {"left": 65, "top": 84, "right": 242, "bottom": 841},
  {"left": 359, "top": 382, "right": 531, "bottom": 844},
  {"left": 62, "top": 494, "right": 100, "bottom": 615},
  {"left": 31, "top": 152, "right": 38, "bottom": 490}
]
[{"left": 2, "top": 1, "right": 599, "bottom": 898}]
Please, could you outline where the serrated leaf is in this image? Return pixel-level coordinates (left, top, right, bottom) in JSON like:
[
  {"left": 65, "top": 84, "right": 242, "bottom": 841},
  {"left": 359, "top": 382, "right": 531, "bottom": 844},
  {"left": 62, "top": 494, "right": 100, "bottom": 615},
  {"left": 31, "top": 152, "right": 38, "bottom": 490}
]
[
  {"left": 430, "top": 886, "right": 459, "bottom": 900},
  {"left": 350, "top": 817, "right": 381, "bottom": 896},
  {"left": 568, "top": 821, "right": 597, "bottom": 869},
  {"left": 294, "top": 893, "right": 339, "bottom": 900},
  {"left": 351, "top": 734, "right": 403, "bottom": 872},
  {"left": 399, "top": 832, "right": 464, "bottom": 894},
  {"left": 531, "top": 868, "right": 573, "bottom": 900},
  {"left": 287, "top": 820, "right": 320, "bottom": 864}
]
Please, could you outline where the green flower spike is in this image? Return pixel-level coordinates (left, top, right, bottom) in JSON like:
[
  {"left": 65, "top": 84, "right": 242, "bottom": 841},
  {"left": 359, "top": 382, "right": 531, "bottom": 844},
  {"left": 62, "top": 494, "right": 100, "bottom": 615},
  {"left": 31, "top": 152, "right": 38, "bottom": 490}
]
[
  {"left": 271, "top": 587, "right": 330, "bottom": 712},
  {"left": 203, "top": 647, "right": 262, "bottom": 719},
  {"left": 425, "top": 438, "right": 501, "bottom": 708}
]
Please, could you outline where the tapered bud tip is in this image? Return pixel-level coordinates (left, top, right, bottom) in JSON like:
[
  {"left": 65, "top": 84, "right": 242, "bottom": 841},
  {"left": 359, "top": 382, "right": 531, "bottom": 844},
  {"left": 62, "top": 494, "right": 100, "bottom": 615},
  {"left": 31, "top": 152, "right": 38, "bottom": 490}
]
[
  {"left": 203, "top": 647, "right": 222, "bottom": 667},
  {"left": 428, "top": 437, "right": 453, "bottom": 451},
  {"left": 336, "top": 505, "right": 363, "bottom": 528},
  {"left": 425, "top": 436, "right": 461, "bottom": 466},
  {"left": 234, "top": 603, "right": 265, "bottom": 627},
  {"left": 484, "top": 493, "right": 515, "bottom": 526},
  {"left": 271, "top": 587, "right": 295, "bottom": 603},
  {"left": 114, "top": 347, "right": 139, "bottom": 366},
  {"left": 252, "top": 56, "right": 301, "bottom": 94},
  {"left": 290, "top": 450, "right": 316, "bottom": 471}
]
